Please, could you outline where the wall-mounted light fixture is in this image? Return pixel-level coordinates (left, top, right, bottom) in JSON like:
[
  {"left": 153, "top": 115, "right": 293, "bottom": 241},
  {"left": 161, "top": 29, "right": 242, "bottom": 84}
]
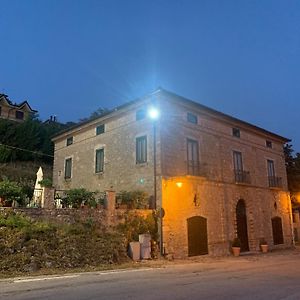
[{"left": 176, "top": 182, "right": 183, "bottom": 188}]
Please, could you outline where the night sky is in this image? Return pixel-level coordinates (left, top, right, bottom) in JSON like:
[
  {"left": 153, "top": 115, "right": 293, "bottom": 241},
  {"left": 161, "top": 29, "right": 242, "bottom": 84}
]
[{"left": 1, "top": 0, "right": 299, "bottom": 151}]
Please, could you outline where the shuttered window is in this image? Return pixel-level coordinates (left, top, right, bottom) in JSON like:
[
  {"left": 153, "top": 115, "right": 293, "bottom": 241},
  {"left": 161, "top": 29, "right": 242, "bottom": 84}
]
[
  {"left": 95, "top": 148, "right": 104, "bottom": 173},
  {"left": 64, "top": 158, "right": 72, "bottom": 179},
  {"left": 136, "top": 136, "right": 147, "bottom": 164},
  {"left": 233, "top": 151, "right": 243, "bottom": 171}
]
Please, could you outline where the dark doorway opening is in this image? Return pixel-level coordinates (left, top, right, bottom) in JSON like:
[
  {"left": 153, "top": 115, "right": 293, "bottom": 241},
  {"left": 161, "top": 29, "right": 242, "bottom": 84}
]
[
  {"left": 236, "top": 199, "right": 249, "bottom": 252},
  {"left": 187, "top": 216, "right": 208, "bottom": 256}
]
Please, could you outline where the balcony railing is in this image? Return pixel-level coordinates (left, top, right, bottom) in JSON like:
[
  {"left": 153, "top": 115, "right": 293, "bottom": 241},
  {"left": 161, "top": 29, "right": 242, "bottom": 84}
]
[
  {"left": 187, "top": 160, "right": 206, "bottom": 177},
  {"left": 268, "top": 176, "right": 282, "bottom": 188},
  {"left": 234, "top": 170, "right": 251, "bottom": 184}
]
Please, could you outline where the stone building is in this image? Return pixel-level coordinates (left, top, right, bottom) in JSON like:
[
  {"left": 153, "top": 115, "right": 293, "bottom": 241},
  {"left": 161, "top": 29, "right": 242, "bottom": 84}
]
[
  {"left": 52, "top": 88, "right": 293, "bottom": 257},
  {"left": 0, "top": 94, "right": 37, "bottom": 122}
]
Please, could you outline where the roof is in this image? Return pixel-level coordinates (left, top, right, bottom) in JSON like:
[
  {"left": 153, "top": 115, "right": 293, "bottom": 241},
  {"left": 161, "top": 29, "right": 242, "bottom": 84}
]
[
  {"left": 0, "top": 94, "right": 37, "bottom": 113},
  {"left": 160, "top": 89, "right": 290, "bottom": 143},
  {"left": 52, "top": 88, "right": 290, "bottom": 143}
]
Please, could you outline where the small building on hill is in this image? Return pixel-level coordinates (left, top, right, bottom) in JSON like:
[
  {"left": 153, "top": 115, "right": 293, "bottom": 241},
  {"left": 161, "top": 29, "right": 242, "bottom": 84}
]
[
  {"left": 0, "top": 94, "right": 37, "bottom": 122},
  {"left": 52, "top": 88, "right": 293, "bottom": 257}
]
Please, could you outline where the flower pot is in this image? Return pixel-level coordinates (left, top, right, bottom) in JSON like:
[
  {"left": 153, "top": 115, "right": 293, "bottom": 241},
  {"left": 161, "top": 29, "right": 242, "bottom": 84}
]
[
  {"left": 232, "top": 247, "right": 241, "bottom": 257},
  {"left": 260, "top": 244, "right": 268, "bottom": 253}
]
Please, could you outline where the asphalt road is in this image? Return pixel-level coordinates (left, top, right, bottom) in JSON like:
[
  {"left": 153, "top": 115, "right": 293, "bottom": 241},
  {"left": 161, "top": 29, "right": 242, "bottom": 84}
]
[{"left": 1, "top": 250, "right": 300, "bottom": 300}]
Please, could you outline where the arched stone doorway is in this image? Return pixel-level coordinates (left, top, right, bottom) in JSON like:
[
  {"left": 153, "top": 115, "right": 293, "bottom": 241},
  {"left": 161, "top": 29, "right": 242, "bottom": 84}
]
[
  {"left": 187, "top": 216, "right": 208, "bottom": 256},
  {"left": 236, "top": 199, "right": 249, "bottom": 252}
]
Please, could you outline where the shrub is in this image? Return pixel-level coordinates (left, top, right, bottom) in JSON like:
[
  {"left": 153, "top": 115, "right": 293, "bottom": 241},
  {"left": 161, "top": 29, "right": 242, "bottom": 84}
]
[
  {"left": 38, "top": 178, "right": 53, "bottom": 188},
  {"left": 0, "top": 178, "right": 25, "bottom": 206},
  {"left": 117, "top": 212, "right": 158, "bottom": 242},
  {"left": 63, "top": 188, "right": 96, "bottom": 208},
  {"left": 117, "top": 190, "right": 149, "bottom": 209},
  {"left": 231, "top": 237, "right": 241, "bottom": 248},
  {"left": 259, "top": 238, "right": 267, "bottom": 245},
  {"left": 0, "top": 211, "right": 32, "bottom": 229}
]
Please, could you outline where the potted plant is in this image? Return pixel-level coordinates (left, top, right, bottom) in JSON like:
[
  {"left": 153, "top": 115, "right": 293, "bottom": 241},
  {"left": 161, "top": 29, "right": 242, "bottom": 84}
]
[
  {"left": 259, "top": 238, "right": 268, "bottom": 253},
  {"left": 231, "top": 237, "right": 241, "bottom": 257}
]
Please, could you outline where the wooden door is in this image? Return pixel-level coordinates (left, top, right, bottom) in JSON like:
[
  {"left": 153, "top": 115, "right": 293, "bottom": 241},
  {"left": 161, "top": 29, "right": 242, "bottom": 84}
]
[
  {"left": 272, "top": 217, "right": 284, "bottom": 245},
  {"left": 187, "top": 216, "right": 208, "bottom": 256}
]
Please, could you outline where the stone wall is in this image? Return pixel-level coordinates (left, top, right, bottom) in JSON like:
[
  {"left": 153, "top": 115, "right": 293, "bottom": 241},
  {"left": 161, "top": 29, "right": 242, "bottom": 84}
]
[
  {"left": 53, "top": 98, "right": 160, "bottom": 198},
  {"left": 293, "top": 211, "right": 300, "bottom": 242},
  {"left": 162, "top": 177, "right": 292, "bottom": 258},
  {"left": 2, "top": 207, "right": 152, "bottom": 229}
]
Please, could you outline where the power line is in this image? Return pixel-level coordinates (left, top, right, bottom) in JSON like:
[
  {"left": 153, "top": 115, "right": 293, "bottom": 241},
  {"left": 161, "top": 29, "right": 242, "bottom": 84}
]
[{"left": 0, "top": 143, "right": 54, "bottom": 158}]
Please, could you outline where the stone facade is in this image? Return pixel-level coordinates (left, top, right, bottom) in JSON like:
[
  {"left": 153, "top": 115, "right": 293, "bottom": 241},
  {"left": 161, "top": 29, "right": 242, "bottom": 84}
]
[{"left": 52, "top": 88, "right": 293, "bottom": 257}]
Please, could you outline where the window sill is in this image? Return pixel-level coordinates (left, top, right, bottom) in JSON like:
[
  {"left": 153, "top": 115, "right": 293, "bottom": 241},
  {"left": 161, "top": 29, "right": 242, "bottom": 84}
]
[
  {"left": 95, "top": 172, "right": 104, "bottom": 176},
  {"left": 234, "top": 181, "right": 251, "bottom": 186},
  {"left": 268, "top": 186, "right": 282, "bottom": 190},
  {"left": 136, "top": 162, "right": 148, "bottom": 167}
]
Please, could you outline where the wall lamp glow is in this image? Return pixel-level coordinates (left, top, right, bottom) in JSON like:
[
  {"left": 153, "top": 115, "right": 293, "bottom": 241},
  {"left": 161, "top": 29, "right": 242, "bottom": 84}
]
[
  {"left": 148, "top": 107, "right": 160, "bottom": 120},
  {"left": 176, "top": 182, "right": 183, "bottom": 188}
]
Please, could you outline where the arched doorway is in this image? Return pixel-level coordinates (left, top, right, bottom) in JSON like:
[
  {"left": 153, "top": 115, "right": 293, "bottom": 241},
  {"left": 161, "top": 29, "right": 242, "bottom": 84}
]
[
  {"left": 187, "top": 216, "right": 208, "bottom": 256},
  {"left": 272, "top": 216, "right": 284, "bottom": 245},
  {"left": 236, "top": 199, "right": 249, "bottom": 252}
]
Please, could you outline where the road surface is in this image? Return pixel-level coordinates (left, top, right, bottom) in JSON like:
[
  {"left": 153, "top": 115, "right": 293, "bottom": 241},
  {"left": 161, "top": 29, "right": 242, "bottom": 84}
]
[{"left": 1, "top": 250, "right": 300, "bottom": 299}]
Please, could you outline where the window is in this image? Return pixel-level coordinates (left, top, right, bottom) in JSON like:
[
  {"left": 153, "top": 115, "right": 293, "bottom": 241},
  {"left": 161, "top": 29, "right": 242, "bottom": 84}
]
[
  {"left": 136, "top": 109, "right": 146, "bottom": 121},
  {"left": 267, "top": 159, "right": 282, "bottom": 187},
  {"left": 136, "top": 136, "right": 147, "bottom": 164},
  {"left": 187, "top": 139, "right": 199, "bottom": 175},
  {"left": 15, "top": 110, "right": 24, "bottom": 120},
  {"left": 266, "top": 140, "right": 272, "bottom": 148},
  {"left": 233, "top": 151, "right": 250, "bottom": 183},
  {"left": 64, "top": 158, "right": 72, "bottom": 179},
  {"left": 267, "top": 159, "right": 275, "bottom": 177},
  {"left": 95, "top": 148, "right": 104, "bottom": 173},
  {"left": 66, "top": 136, "right": 73, "bottom": 146},
  {"left": 232, "top": 127, "right": 240, "bottom": 138},
  {"left": 96, "top": 124, "right": 105, "bottom": 135},
  {"left": 233, "top": 151, "right": 243, "bottom": 172},
  {"left": 187, "top": 112, "right": 198, "bottom": 124}
]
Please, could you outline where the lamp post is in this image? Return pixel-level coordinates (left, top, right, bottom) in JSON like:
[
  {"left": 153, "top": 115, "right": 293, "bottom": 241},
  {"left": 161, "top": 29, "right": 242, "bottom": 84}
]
[{"left": 148, "top": 107, "right": 163, "bottom": 256}]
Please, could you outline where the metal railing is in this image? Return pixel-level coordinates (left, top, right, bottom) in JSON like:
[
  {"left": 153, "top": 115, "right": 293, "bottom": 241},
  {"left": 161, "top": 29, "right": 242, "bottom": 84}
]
[
  {"left": 268, "top": 176, "right": 282, "bottom": 188},
  {"left": 234, "top": 170, "right": 251, "bottom": 184}
]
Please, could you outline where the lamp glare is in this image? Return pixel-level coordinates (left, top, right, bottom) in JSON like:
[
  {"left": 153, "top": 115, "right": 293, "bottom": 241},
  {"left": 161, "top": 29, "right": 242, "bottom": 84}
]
[{"left": 148, "top": 108, "right": 159, "bottom": 120}]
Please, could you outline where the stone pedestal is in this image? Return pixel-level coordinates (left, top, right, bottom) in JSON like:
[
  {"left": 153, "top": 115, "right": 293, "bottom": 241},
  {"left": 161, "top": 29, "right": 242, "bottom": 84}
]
[
  {"left": 104, "top": 190, "right": 116, "bottom": 212},
  {"left": 42, "top": 188, "right": 55, "bottom": 209}
]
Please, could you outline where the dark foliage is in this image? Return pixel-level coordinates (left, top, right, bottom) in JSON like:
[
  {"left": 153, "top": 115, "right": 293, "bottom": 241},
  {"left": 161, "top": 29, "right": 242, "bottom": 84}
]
[{"left": 0, "top": 116, "right": 71, "bottom": 164}]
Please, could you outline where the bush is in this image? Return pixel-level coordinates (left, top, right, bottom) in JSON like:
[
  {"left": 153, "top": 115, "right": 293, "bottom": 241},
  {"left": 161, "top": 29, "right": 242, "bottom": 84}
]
[
  {"left": 117, "top": 212, "right": 158, "bottom": 242},
  {"left": 259, "top": 238, "right": 267, "bottom": 245},
  {"left": 38, "top": 178, "right": 53, "bottom": 188},
  {"left": 0, "top": 211, "right": 31, "bottom": 228},
  {"left": 0, "top": 178, "right": 25, "bottom": 206},
  {"left": 63, "top": 188, "right": 96, "bottom": 208},
  {"left": 231, "top": 237, "right": 241, "bottom": 247},
  {"left": 117, "top": 190, "right": 149, "bottom": 209}
]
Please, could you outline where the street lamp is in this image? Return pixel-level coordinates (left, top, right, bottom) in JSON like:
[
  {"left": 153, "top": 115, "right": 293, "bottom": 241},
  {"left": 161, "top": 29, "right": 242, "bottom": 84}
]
[{"left": 148, "top": 107, "right": 163, "bottom": 256}]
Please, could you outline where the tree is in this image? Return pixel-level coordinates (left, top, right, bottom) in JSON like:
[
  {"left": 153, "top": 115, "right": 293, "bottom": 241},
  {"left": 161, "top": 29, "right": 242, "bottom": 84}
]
[
  {"left": 0, "top": 178, "right": 25, "bottom": 206},
  {"left": 0, "top": 117, "right": 70, "bottom": 164},
  {"left": 79, "top": 107, "right": 110, "bottom": 122},
  {"left": 284, "top": 144, "right": 300, "bottom": 210}
]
